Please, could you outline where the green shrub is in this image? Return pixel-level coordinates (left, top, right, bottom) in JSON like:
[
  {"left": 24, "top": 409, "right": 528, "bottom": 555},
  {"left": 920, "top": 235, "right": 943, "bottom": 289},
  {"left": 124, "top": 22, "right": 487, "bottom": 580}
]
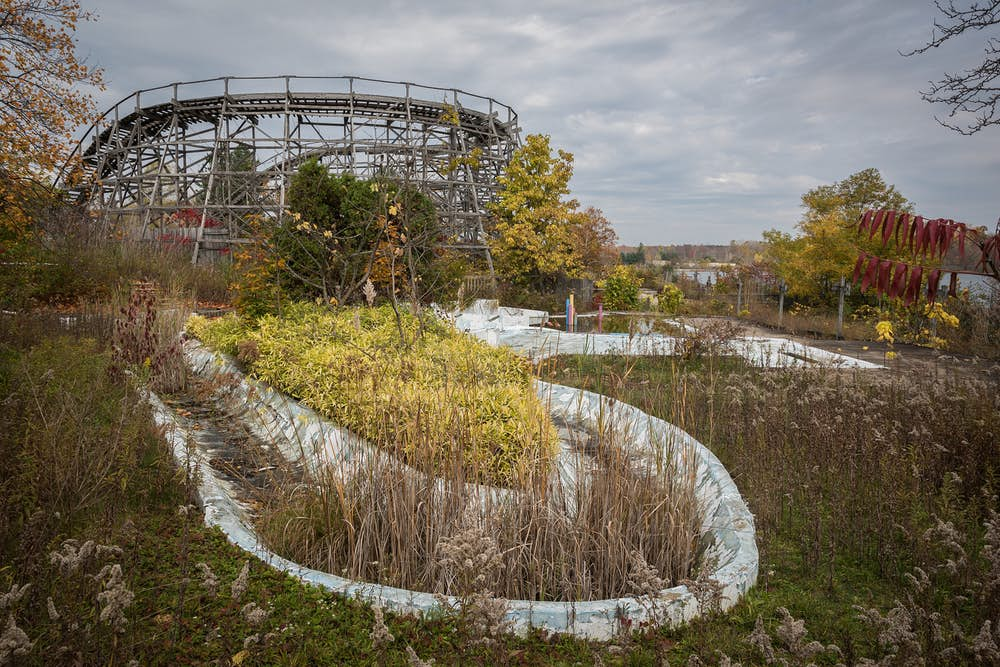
[
  {"left": 598, "top": 264, "right": 640, "bottom": 310},
  {"left": 230, "top": 160, "right": 449, "bottom": 312},
  {"left": 188, "top": 304, "right": 558, "bottom": 485},
  {"left": 657, "top": 283, "right": 684, "bottom": 314}
]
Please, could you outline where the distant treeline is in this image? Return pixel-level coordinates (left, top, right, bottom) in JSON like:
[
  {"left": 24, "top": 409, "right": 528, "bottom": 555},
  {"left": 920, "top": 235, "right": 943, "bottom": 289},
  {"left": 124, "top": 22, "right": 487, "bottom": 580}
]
[{"left": 617, "top": 241, "right": 765, "bottom": 265}]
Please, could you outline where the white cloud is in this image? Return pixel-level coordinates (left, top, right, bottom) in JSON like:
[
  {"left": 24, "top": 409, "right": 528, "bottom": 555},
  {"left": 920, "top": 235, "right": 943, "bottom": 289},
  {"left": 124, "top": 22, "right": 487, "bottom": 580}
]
[{"left": 704, "top": 172, "right": 761, "bottom": 192}]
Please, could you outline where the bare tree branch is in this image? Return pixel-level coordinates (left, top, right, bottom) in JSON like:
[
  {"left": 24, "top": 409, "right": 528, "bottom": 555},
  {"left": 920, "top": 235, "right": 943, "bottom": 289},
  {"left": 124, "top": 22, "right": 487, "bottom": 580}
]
[{"left": 903, "top": 1, "right": 1000, "bottom": 133}]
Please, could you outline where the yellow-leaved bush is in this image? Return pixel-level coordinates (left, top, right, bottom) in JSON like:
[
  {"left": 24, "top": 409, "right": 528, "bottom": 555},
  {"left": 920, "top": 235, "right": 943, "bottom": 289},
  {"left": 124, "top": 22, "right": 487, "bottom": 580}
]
[{"left": 187, "top": 303, "right": 558, "bottom": 486}]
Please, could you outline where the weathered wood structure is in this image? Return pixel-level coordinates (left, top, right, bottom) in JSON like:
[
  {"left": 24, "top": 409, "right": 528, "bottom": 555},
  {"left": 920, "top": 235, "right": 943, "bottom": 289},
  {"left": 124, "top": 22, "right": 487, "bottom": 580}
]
[{"left": 58, "top": 76, "right": 521, "bottom": 265}]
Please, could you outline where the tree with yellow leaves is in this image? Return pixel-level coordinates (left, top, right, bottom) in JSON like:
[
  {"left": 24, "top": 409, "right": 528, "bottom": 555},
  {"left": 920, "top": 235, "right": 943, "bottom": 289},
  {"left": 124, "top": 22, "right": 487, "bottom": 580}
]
[
  {"left": 763, "top": 168, "right": 913, "bottom": 302},
  {"left": 569, "top": 206, "right": 618, "bottom": 279},
  {"left": 1, "top": 0, "right": 104, "bottom": 235},
  {"left": 488, "top": 134, "right": 584, "bottom": 287}
]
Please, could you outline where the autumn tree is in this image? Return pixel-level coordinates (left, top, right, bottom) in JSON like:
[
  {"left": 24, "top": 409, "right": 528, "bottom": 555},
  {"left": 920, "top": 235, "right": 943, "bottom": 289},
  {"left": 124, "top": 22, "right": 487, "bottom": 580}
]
[
  {"left": 569, "top": 206, "right": 618, "bottom": 279},
  {"left": 903, "top": 0, "right": 1000, "bottom": 134},
  {"left": 0, "top": 0, "right": 104, "bottom": 234},
  {"left": 764, "top": 168, "right": 913, "bottom": 301},
  {"left": 597, "top": 264, "right": 640, "bottom": 310},
  {"left": 488, "top": 134, "right": 583, "bottom": 287}
]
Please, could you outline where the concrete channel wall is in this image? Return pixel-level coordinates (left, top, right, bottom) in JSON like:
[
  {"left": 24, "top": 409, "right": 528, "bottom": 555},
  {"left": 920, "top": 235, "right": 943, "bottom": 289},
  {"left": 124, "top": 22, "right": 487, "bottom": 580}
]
[
  {"left": 451, "top": 299, "right": 881, "bottom": 369},
  {"left": 153, "top": 338, "right": 758, "bottom": 640}
]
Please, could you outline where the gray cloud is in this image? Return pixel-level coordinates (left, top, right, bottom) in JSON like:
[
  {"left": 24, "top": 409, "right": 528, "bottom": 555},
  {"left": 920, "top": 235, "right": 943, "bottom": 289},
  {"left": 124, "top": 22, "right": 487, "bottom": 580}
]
[{"left": 75, "top": 0, "right": 1000, "bottom": 243}]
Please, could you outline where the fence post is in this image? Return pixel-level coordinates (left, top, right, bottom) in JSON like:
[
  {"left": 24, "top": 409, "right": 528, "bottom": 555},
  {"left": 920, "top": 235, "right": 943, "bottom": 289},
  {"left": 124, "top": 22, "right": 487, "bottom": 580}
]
[
  {"left": 836, "top": 276, "right": 847, "bottom": 340},
  {"left": 736, "top": 279, "right": 743, "bottom": 314},
  {"left": 597, "top": 302, "right": 603, "bottom": 333},
  {"left": 570, "top": 292, "right": 576, "bottom": 333},
  {"left": 778, "top": 280, "right": 787, "bottom": 328}
]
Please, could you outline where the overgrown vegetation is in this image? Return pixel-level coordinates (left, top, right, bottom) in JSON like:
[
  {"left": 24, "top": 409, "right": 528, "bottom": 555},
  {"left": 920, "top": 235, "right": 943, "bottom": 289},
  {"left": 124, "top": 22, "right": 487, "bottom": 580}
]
[
  {"left": 657, "top": 283, "right": 685, "bottom": 315},
  {"left": 0, "top": 193, "right": 229, "bottom": 311},
  {"left": 187, "top": 301, "right": 707, "bottom": 604},
  {"left": 0, "top": 328, "right": 556, "bottom": 666},
  {"left": 3, "top": 5, "right": 999, "bottom": 658},
  {"left": 545, "top": 349, "right": 1000, "bottom": 664},
  {"left": 598, "top": 264, "right": 641, "bottom": 310},
  {"left": 187, "top": 302, "right": 558, "bottom": 486},
  {"left": 3, "top": 277, "right": 999, "bottom": 664},
  {"left": 230, "top": 158, "right": 467, "bottom": 317},
  {"left": 256, "top": 404, "right": 701, "bottom": 602}
]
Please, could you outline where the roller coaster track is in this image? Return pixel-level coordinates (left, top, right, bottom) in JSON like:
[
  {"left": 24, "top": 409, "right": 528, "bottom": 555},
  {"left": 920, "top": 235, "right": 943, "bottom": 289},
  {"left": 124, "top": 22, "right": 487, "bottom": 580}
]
[{"left": 59, "top": 76, "right": 521, "bottom": 265}]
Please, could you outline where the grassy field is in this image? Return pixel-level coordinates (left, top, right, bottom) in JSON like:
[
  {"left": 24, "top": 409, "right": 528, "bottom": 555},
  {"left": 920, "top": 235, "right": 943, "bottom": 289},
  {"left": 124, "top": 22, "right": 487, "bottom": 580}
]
[
  {"left": 1, "top": 303, "right": 998, "bottom": 665},
  {"left": 542, "top": 352, "right": 999, "bottom": 665}
]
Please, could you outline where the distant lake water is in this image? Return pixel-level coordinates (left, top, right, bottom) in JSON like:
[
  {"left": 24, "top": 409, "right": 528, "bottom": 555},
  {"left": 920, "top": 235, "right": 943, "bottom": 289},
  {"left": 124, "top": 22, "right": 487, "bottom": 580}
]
[
  {"left": 960, "top": 273, "right": 997, "bottom": 300},
  {"left": 671, "top": 268, "right": 995, "bottom": 301},
  {"left": 675, "top": 269, "right": 722, "bottom": 285}
]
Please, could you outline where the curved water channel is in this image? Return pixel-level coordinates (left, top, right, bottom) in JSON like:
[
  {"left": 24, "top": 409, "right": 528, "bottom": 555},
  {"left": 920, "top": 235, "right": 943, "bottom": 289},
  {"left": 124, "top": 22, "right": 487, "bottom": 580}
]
[{"left": 149, "top": 335, "right": 758, "bottom": 640}]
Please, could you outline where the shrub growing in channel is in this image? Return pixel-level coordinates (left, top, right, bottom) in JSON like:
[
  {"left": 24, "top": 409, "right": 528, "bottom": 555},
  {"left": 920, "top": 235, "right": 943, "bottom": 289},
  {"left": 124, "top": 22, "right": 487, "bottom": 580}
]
[{"left": 187, "top": 303, "right": 559, "bottom": 486}]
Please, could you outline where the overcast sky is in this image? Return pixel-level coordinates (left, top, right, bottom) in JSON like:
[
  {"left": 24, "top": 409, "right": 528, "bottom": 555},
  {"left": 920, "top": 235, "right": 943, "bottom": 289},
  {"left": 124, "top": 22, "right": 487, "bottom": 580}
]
[{"left": 74, "top": 0, "right": 1000, "bottom": 245}]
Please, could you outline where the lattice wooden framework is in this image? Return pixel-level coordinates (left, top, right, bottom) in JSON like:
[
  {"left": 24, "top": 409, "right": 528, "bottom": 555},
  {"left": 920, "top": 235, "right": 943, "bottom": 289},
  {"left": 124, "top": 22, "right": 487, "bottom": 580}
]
[{"left": 58, "top": 76, "right": 521, "bottom": 265}]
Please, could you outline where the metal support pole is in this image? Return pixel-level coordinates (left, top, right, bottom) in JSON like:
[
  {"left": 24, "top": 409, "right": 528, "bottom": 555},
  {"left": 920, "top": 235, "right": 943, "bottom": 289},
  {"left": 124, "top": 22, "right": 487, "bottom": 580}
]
[{"left": 836, "top": 276, "right": 847, "bottom": 340}]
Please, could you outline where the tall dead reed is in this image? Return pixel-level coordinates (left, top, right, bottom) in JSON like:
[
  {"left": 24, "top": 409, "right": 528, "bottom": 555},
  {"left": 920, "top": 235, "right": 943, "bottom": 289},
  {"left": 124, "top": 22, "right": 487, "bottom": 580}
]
[
  {"left": 256, "top": 391, "right": 702, "bottom": 602},
  {"left": 2, "top": 197, "right": 229, "bottom": 311},
  {"left": 549, "top": 341, "right": 1000, "bottom": 582}
]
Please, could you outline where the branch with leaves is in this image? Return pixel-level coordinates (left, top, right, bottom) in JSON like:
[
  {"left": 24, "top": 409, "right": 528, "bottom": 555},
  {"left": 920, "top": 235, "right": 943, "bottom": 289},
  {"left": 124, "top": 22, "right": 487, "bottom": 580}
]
[
  {"left": 0, "top": 0, "right": 104, "bottom": 236},
  {"left": 851, "top": 208, "right": 999, "bottom": 304},
  {"left": 0, "top": 0, "right": 104, "bottom": 175}
]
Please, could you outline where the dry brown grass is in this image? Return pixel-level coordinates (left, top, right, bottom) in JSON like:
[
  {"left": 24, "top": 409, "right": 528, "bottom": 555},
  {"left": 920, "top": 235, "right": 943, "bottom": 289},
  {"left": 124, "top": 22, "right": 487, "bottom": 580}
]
[{"left": 255, "top": 394, "right": 702, "bottom": 602}]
